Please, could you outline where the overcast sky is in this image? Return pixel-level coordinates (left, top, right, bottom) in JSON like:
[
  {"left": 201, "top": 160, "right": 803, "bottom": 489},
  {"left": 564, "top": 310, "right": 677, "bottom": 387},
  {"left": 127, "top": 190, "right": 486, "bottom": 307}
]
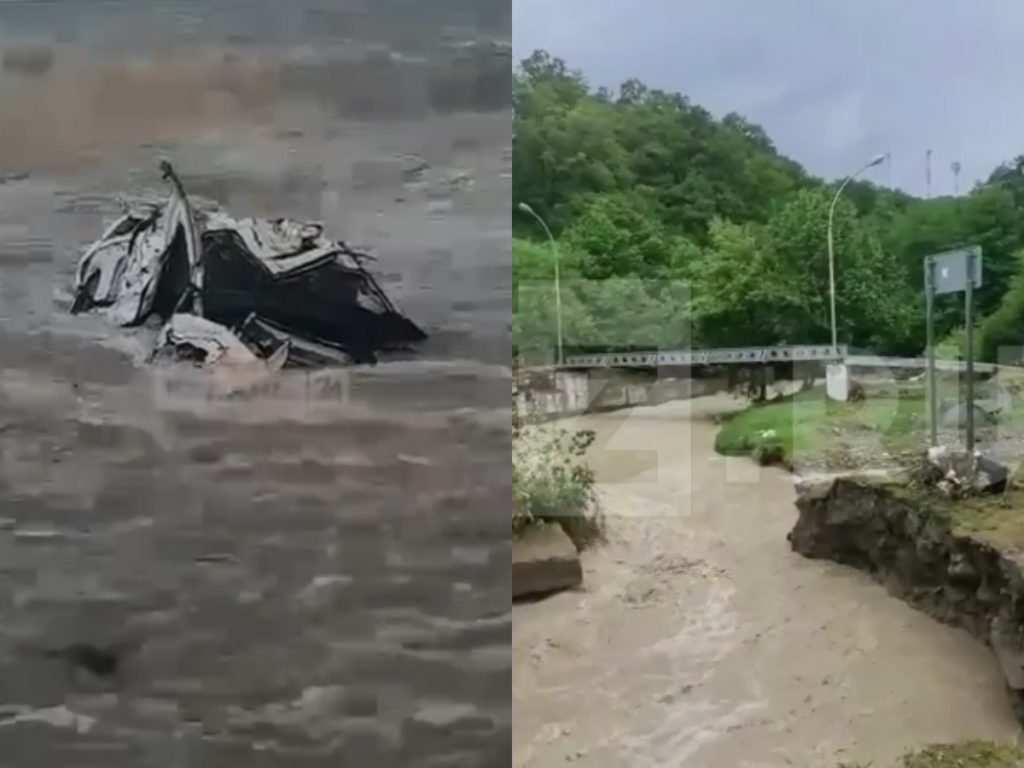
[{"left": 513, "top": 0, "right": 1024, "bottom": 197}]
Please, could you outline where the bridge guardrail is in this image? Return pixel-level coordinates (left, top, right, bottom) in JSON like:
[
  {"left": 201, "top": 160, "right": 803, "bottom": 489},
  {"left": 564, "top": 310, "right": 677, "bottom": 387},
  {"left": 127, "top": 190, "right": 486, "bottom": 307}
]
[
  {"left": 563, "top": 345, "right": 849, "bottom": 368},
  {"left": 557, "top": 347, "right": 1017, "bottom": 374}
]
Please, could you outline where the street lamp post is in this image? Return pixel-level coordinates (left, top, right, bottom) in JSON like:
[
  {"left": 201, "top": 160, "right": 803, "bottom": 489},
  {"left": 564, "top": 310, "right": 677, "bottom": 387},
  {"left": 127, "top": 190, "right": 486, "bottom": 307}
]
[
  {"left": 517, "top": 202, "right": 564, "bottom": 366},
  {"left": 826, "top": 153, "right": 886, "bottom": 353}
]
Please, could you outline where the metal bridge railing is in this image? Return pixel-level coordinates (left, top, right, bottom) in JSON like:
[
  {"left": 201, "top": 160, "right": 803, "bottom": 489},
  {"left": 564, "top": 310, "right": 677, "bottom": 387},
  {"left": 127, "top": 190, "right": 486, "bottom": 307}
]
[{"left": 562, "top": 345, "right": 849, "bottom": 368}]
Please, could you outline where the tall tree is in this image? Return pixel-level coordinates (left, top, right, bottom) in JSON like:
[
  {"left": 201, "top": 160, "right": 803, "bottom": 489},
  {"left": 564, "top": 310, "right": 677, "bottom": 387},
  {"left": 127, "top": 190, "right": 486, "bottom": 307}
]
[
  {"left": 513, "top": 49, "right": 1024, "bottom": 359},
  {"left": 688, "top": 218, "right": 802, "bottom": 347}
]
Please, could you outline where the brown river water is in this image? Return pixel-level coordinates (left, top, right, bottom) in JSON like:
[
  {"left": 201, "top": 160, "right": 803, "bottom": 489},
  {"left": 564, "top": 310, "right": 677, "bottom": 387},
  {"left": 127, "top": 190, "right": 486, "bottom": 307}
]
[
  {"left": 7, "top": 4, "right": 1016, "bottom": 767},
  {"left": 0, "top": 8, "right": 510, "bottom": 766},
  {"left": 514, "top": 398, "right": 1020, "bottom": 768}
]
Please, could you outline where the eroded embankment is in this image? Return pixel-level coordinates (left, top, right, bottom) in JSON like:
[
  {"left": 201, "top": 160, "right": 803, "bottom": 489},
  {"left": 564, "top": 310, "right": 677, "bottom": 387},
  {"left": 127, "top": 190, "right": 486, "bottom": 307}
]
[
  {"left": 790, "top": 476, "right": 1024, "bottom": 721},
  {"left": 516, "top": 398, "right": 1018, "bottom": 768}
]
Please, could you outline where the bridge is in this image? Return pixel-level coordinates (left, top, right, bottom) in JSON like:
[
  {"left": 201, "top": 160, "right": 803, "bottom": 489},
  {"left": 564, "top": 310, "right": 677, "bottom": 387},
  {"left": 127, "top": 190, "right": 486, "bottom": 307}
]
[
  {"left": 560, "top": 344, "right": 1003, "bottom": 375},
  {"left": 516, "top": 344, "right": 1011, "bottom": 419}
]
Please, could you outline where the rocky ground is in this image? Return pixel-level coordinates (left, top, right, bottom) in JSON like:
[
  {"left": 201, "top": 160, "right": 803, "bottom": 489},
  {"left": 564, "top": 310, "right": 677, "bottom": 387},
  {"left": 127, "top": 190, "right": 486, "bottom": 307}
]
[
  {"left": 784, "top": 374, "right": 1024, "bottom": 479},
  {"left": 791, "top": 421, "right": 1024, "bottom": 479},
  {"left": 0, "top": 18, "right": 511, "bottom": 766}
]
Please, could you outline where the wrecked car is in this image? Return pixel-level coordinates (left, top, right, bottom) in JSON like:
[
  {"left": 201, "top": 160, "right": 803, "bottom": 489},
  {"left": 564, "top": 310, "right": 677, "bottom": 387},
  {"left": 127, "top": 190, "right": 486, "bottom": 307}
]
[{"left": 71, "top": 161, "right": 427, "bottom": 367}]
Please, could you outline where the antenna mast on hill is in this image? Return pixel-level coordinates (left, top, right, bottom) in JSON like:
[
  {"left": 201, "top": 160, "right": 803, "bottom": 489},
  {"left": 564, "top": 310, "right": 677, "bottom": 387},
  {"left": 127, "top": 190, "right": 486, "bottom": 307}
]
[{"left": 926, "top": 149, "right": 933, "bottom": 198}]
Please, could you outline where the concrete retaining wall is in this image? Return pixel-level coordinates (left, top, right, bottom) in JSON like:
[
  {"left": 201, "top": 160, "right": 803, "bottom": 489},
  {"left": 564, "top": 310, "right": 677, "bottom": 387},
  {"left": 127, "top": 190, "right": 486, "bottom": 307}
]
[{"left": 515, "top": 369, "right": 728, "bottom": 419}]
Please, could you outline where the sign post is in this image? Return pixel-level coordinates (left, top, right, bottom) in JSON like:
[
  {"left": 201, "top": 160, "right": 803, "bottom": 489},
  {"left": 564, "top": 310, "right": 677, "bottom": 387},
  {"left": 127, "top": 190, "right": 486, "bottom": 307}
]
[
  {"left": 925, "top": 256, "right": 937, "bottom": 446},
  {"left": 924, "top": 245, "right": 982, "bottom": 450},
  {"left": 965, "top": 249, "right": 976, "bottom": 453}
]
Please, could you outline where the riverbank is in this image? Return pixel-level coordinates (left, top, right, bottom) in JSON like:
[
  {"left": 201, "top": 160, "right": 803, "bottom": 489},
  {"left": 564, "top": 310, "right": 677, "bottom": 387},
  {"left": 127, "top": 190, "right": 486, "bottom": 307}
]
[
  {"left": 715, "top": 373, "right": 1024, "bottom": 476},
  {"left": 513, "top": 396, "right": 1018, "bottom": 767},
  {"left": 869, "top": 741, "right": 1024, "bottom": 767},
  {"left": 791, "top": 473, "right": 1024, "bottom": 728}
]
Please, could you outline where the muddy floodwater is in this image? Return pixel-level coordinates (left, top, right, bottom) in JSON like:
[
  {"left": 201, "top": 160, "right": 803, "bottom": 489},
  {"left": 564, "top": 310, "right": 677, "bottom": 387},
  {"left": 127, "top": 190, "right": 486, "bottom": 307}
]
[
  {"left": 513, "top": 398, "right": 1019, "bottom": 768},
  {"left": 0, "top": 7, "right": 510, "bottom": 765}
]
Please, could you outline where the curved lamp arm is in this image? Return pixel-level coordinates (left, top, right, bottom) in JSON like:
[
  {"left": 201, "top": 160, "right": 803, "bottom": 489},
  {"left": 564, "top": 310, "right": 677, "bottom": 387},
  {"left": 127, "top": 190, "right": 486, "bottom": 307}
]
[
  {"left": 829, "top": 154, "right": 886, "bottom": 220},
  {"left": 826, "top": 153, "right": 885, "bottom": 353}
]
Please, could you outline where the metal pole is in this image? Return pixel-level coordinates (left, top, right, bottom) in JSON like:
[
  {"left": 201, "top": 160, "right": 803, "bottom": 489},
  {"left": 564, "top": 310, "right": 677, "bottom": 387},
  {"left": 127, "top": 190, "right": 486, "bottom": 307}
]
[
  {"left": 926, "top": 149, "right": 933, "bottom": 199},
  {"left": 926, "top": 257, "right": 937, "bottom": 446},
  {"left": 827, "top": 155, "right": 885, "bottom": 354},
  {"left": 827, "top": 175, "right": 859, "bottom": 353},
  {"left": 517, "top": 203, "right": 564, "bottom": 366},
  {"left": 965, "top": 250, "right": 975, "bottom": 453},
  {"left": 553, "top": 249, "right": 563, "bottom": 368},
  {"left": 826, "top": 205, "right": 838, "bottom": 353}
]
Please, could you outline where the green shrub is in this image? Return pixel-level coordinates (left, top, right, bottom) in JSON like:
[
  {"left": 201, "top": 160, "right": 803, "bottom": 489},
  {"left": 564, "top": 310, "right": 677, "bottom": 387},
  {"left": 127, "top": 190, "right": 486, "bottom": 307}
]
[
  {"left": 752, "top": 439, "right": 785, "bottom": 466},
  {"left": 715, "top": 404, "right": 794, "bottom": 462},
  {"left": 979, "top": 250, "right": 1024, "bottom": 364},
  {"left": 936, "top": 325, "right": 967, "bottom": 359},
  {"left": 836, "top": 741, "right": 1024, "bottom": 768},
  {"left": 513, "top": 396, "right": 602, "bottom": 549},
  {"left": 898, "top": 741, "right": 1024, "bottom": 768}
]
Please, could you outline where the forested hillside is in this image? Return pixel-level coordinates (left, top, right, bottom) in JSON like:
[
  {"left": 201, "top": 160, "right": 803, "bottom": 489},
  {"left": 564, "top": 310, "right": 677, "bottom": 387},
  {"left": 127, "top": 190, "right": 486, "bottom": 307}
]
[{"left": 513, "top": 50, "right": 1024, "bottom": 364}]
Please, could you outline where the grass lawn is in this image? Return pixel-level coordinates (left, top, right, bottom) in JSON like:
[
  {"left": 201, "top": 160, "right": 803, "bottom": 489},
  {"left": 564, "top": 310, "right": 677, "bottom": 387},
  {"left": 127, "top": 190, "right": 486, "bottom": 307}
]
[
  {"left": 881, "top": 478, "right": 1024, "bottom": 549},
  {"left": 714, "top": 384, "right": 929, "bottom": 466},
  {"left": 713, "top": 378, "right": 1024, "bottom": 469}
]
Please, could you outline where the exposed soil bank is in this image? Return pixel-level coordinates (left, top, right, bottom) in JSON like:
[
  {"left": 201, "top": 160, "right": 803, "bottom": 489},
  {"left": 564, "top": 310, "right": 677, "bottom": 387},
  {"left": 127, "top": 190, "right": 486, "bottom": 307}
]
[
  {"left": 790, "top": 476, "right": 1024, "bottom": 722},
  {"left": 514, "top": 397, "right": 1017, "bottom": 768}
]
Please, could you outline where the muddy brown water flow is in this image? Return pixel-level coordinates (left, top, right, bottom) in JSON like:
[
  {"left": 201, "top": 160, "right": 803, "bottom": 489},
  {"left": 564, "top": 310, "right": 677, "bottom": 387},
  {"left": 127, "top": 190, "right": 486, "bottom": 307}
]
[
  {"left": 514, "top": 398, "right": 1019, "bottom": 768},
  {"left": 0, "top": 38, "right": 511, "bottom": 766}
]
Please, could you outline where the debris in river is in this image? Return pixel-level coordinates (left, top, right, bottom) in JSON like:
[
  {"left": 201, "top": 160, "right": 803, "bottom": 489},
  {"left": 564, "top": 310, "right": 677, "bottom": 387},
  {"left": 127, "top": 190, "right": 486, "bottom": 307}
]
[
  {"left": 70, "top": 161, "right": 427, "bottom": 368},
  {"left": 17, "top": 636, "right": 144, "bottom": 688},
  {"left": 0, "top": 171, "right": 30, "bottom": 185}
]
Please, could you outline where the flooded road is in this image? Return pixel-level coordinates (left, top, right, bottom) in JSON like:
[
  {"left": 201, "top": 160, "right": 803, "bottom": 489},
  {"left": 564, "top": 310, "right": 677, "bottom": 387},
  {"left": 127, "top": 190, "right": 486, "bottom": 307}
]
[
  {"left": 513, "top": 397, "right": 1018, "bottom": 768},
  {"left": 0, "top": 13, "right": 510, "bottom": 766}
]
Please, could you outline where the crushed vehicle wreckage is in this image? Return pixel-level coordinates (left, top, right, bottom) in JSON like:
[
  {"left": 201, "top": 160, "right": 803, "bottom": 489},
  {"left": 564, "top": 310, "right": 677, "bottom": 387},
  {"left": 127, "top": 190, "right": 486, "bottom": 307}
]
[{"left": 70, "top": 161, "right": 427, "bottom": 369}]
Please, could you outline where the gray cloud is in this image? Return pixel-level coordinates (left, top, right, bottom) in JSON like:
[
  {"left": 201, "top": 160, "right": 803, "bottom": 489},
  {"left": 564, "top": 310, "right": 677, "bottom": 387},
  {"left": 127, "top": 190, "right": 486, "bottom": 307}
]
[{"left": 513, "top": 0, "right": 1024, "bottom": 195}]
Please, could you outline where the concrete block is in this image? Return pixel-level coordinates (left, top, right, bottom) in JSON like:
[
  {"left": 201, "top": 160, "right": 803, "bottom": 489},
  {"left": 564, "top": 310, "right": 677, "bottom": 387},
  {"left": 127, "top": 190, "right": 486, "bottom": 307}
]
[{"left": 512, "top": 523, "right": 582, "bottom": 599}]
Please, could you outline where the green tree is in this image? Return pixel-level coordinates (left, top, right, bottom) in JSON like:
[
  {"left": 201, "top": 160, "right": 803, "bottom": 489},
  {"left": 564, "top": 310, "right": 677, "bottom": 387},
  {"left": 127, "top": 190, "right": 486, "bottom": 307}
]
[
  {"left": 512, "top": 237, "right": 592, "bottom": 364},
  {"left": 978, "top": 250, "right": 1024, "bottom": 363},
  {"left": 765, "top": 188, "right": 916, "bottom": 351},
  {"left": 571, "top": 276, "right": 692, "bottom": 350},
  {"left": 512, "top": 49, "right": 1024, "bottom": 360},
  {"left": 882, "top": 185, "right": 1024, "bottom": 344},
  {"left": 513, "top": 53, "right": 633, "bottom": 235},
  {"left": 561, "top": 191, "right": 699, "bottom": 279},
  {"left": 513, "top": 49, "right": 808, "bottom": 242},
  {"left": 688, "top": 218, "right": 802, "bottom": 346}
]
